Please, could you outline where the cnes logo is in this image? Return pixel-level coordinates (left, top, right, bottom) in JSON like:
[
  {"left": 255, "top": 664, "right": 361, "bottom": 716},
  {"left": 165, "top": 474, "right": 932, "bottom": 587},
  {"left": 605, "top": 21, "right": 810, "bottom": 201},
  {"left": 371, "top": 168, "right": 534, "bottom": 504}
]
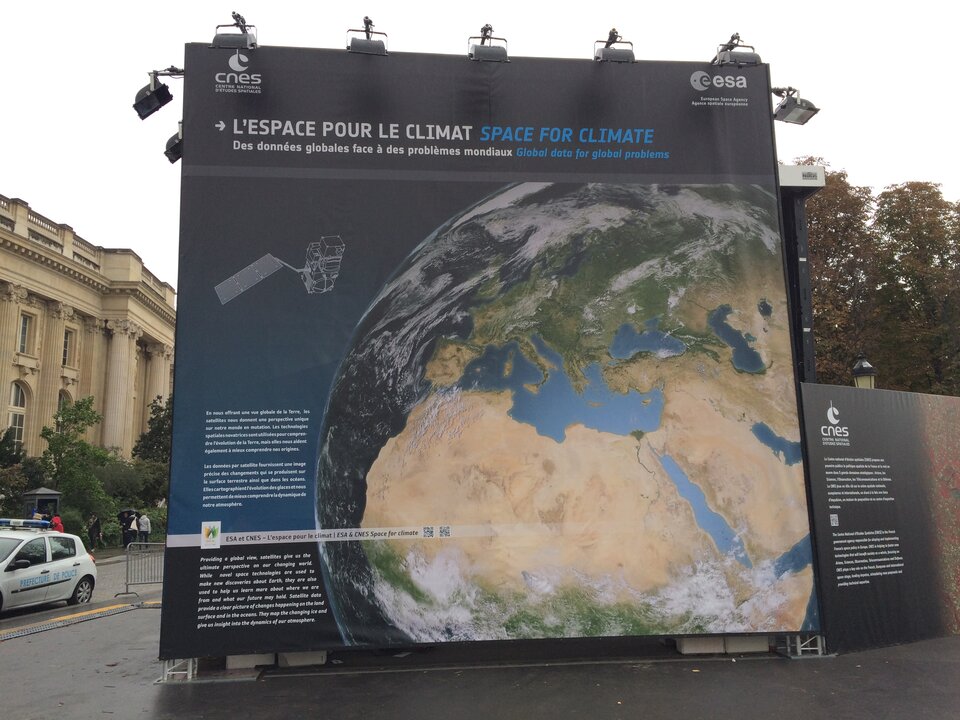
[
  {"left": 690, "top": 71, "right": 747, "bottom": 91},
  {"left": 215, "top": 51, "right": 261, "bottom": 86},
  {"left": 821, "top": 401, "right": 849, "bottom": 438}
]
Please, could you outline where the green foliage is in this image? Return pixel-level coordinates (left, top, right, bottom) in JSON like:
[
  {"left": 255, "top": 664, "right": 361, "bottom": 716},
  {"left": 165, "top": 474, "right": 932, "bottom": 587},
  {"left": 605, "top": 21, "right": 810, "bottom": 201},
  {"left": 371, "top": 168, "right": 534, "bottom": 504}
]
[
  {"left": 0, "top": 427, "right": 24, "bottom": 468},
  {"left": 59, "top": 506, "right": 85, "bottom": 537},
  {"left": 101, "top": 519, "right": 122, "bottom": 547},
  {"left": 133, "top": 395, "right": 172, "bottom": 463},
  {"left": 2, "top": 393, "right": 170, "bottom": 545},
  {"left": 140, "top": 505, "right": 167, "bottom": 539},
  {"left": 19, "top": 457, "right": 47, "bottom": 488},
  {"left": 95, "top": 459, "right": 143, "bottom": 507},
  {"left": 871, "top": 182, "right": 960, "bottom": 395},
  {"left": 131, "top": 395, "right": 172, "bottom": 510},
  {"left": 0, "top": 465, "right": 28, "bottom": 517},
  {"left": 134, "top": 460, "right": 170, "bottom": 508},
  {"left": 39, "top": 396, "right": 110, "bottom": 518},
  {"left": 802, "top": 158, "right": 879, "bottom": 386},
  {"left": 802, "top": 158, "right": 960, "bottom": 395},
  {"left": 95, "top": 459, "right": 168, "bottom": 511}
]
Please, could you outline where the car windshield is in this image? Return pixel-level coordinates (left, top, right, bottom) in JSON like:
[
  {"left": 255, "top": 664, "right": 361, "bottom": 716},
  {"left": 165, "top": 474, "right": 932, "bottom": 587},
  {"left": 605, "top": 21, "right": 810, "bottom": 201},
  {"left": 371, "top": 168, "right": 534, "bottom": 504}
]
[{"left": 0, "top": 537, "right": 21, "bottom": 563}]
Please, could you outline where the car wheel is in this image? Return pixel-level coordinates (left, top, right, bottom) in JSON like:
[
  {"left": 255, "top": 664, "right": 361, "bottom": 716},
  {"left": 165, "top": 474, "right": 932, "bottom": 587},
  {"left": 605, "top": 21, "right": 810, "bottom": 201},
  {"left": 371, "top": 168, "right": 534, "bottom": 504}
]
[{"left": 68, "top": 576, "right": 95, "bottom": 605}]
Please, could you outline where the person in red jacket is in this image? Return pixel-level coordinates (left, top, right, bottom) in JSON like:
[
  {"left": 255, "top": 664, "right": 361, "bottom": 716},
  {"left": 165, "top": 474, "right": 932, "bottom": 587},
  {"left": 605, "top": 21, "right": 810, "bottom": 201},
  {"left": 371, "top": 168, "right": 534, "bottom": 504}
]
[{"left": 50, "top": 513, "right": 64, "bottom": 532}]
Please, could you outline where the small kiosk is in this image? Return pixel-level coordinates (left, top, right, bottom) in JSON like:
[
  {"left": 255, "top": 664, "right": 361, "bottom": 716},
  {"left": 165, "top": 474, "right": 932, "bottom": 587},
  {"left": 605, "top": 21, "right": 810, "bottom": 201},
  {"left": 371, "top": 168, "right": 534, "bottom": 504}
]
[{"left": 20, "top": 487, "right": 61, "bottom": 518}]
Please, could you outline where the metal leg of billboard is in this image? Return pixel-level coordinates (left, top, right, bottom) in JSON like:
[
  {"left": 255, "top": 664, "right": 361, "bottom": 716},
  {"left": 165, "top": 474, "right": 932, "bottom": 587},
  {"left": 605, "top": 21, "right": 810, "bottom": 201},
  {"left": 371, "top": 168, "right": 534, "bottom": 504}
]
[
  {"left": 160, "top": 657, "right": 198, "bottom": 683},
  {"left": 774, "top": 633, "right": 825, "bottom": 658}
]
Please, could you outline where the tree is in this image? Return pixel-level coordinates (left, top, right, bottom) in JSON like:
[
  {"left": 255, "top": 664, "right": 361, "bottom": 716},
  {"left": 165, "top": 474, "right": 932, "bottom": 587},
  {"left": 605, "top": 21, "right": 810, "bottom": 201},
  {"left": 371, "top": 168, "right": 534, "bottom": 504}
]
[
  {"left": 801, "top": 158, "right": 881, "bottom": 385},
  {"left": 40, "top": 396, "right": 110, "bottom": 517},
  {"left": 132, "top": 395, "right": 172, "bottom": 508},
  {"left": 0, "top": 427, "right": 24, "bottom": 468},
  {"left": 133, "top": 395, "right": 172, "bottom": 463},
  {"left": 803, "top": 161, "right": 960, "bottom": 395},
  {"left": 871, "top": 182, "right": 960, "bottom": 395},
  {"left": 95, "top": 457, "right": 168, "bottom": 509},
  {"left": 0, "top": 452, "right": 44, "bottom": 519},
  {"left": 95, "top": 459, "right": 144, "bottom": 507},
  {"left": 0, "top": 465, "right": 28, "bottom": 517}
]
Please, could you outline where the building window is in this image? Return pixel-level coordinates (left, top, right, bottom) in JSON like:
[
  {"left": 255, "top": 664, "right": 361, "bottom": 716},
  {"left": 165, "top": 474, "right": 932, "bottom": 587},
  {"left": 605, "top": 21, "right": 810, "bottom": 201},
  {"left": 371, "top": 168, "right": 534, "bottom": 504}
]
[
  {"left": 8, "top": 382, "right": 27, "bottom": 449},
  {"left": 62, "top": 328, "right": 75, "bottom": 366},
  {"left": 18, "top": 314, "right": 32, "bottom": 354}
]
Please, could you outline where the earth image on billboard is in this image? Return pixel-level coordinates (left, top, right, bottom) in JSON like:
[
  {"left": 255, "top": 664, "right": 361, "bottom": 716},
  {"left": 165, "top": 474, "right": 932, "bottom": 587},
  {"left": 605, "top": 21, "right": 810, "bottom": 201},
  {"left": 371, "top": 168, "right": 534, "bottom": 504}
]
[{"left": 316, "top": 182, "right": 814, "bottom": 644}]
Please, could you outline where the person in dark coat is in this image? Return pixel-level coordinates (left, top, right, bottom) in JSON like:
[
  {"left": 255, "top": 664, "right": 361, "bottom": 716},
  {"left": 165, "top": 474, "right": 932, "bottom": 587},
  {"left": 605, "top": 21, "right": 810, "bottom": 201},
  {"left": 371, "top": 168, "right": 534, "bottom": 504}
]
[
  {"left": 121, "top": 511, "right": 138, "bottom": 547},
  {"left": 87, "top": 514, "right": 102, "bottom": 550}
]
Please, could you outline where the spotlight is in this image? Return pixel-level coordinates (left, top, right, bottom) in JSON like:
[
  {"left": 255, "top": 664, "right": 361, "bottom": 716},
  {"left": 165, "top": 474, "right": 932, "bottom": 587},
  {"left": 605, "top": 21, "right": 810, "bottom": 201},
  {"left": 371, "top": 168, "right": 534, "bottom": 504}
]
[
  {"left": 212, "top": 11, "right": 258, "bottom": 49},
  {"left": 711, "top": 33, "right": 761, "bottom": 66},
  {"left": 594, "top": 29, "right": 635, "bottom": 63},
  {"left": 468, "top": 24, "right": 508, "bottom": 62},
  {"left": 164, "top": 122, "right": 183, "bottom": 164},
  {"left": 132, "top": 67, "right": 183, "bottom": 120},
  {"left": 347, "top": 16, "right": 388, "bottom": 55},
  {"left": 772, "top": 87, "right": 820, "bottom": 125}
]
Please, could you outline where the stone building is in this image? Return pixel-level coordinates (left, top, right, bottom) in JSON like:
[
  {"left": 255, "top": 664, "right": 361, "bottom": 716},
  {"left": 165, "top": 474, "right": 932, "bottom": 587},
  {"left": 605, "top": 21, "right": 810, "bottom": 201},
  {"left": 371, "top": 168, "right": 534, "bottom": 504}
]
[{"left": 0, "top": 193, "right": 175, "bottom": 457}]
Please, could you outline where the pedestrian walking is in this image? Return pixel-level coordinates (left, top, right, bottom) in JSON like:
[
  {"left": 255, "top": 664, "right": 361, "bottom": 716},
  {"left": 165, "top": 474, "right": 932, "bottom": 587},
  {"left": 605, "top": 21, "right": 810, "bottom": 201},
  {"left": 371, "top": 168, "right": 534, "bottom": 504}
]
[
  {"left": 123, "top": 511, "right": 138, "bottom": 547},
  {"left": 138, "top": 513, "right": 151, "bottom": 543}
]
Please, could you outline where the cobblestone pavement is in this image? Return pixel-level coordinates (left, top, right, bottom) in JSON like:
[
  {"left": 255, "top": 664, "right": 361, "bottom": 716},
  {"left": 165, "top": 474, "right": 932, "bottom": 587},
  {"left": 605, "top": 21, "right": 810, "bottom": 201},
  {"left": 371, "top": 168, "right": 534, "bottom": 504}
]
[{"left": 1, "top": 598, "right": 958, "bottom": 720}]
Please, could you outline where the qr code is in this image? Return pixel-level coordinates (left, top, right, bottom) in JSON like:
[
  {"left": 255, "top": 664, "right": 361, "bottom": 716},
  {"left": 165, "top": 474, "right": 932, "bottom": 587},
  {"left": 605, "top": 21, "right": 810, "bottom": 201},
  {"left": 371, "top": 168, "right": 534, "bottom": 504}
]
[
  {"left": 422, "top": 526, "right": 434, "bottom": 538},
  {"left": 829, "top": 513, "right": 839, "bottom": 527},
  {"left": 439, "top": 525, "right": 451, "bottom": 538}
]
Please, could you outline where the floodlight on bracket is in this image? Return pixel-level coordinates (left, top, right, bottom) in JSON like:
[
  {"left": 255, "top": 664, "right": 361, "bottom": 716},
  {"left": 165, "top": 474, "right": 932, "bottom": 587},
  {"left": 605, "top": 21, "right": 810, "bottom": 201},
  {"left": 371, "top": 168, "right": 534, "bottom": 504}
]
[
  {"left": 212, "top": 11, "right": 258, "bottom": 49},
  {"left": 594, "top": 28, "right": 635, "bottom": 63},
  {"left": 772, "top": 86, "right": 820, "bottom": 125},
  {"left": 468, "top": 24, "right": 509, "bottom": 62},
  {"left": 164, "top": 121, "right": 183, "bottom": 164},
  {"left": 347, "top": 16, "right": 388, "bottom": 55},
  {"left": 132, "top": 66, "right": 184, "bottom": 120},
  {"left": 711, "top": 33, "right": 761, "bottom": 66}
]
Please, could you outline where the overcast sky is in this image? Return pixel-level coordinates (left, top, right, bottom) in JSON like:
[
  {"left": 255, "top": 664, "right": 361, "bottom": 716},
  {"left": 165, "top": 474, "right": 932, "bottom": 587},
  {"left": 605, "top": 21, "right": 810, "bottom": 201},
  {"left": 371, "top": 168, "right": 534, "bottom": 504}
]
[{"left": 3, "top": 2, "right": 957, "bottom": 290}]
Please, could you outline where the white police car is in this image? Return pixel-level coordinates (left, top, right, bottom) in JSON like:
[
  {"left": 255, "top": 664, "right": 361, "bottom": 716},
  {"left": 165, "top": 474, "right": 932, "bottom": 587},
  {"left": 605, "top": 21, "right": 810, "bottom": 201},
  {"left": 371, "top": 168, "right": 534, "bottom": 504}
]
[{"left": 0, "top": 518, "right": 97, "bottom": 613}]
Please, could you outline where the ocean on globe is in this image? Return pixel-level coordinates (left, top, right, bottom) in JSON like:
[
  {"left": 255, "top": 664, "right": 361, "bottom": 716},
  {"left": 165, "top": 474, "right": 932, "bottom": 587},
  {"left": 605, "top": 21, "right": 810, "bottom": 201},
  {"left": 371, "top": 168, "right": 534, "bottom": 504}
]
[{"left": 315, "top": 182, "right": 814, "bottom": 645}]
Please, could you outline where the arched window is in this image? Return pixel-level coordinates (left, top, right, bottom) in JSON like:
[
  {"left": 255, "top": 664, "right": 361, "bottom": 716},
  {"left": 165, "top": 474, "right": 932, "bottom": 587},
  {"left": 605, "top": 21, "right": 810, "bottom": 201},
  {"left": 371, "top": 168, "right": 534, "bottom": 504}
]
[{"left": 7, "top": 382, "right": 27, "bottom": 449}]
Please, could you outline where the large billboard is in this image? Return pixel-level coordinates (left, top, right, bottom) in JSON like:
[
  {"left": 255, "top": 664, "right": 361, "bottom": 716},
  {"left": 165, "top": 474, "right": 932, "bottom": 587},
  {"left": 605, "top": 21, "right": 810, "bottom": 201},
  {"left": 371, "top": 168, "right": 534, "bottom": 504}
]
[
  {"left": 160, "top": 44, "right": 816, "bottom": 658},
  {"left": 803, "top": 384, "right": 960, "bottom": 652}
]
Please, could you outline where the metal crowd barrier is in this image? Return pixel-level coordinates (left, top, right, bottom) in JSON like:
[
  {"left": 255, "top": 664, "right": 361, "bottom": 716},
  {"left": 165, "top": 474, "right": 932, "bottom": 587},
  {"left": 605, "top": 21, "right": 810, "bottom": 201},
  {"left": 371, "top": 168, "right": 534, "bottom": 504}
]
[{"left": 119, "top": 542, "right": 165, "bottom": 596}]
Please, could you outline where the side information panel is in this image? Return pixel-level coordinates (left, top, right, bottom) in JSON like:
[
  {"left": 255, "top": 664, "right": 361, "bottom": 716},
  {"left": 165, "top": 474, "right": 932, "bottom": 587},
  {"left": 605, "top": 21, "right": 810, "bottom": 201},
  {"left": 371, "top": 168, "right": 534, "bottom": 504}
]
[
  {"left": 802, "top": 384, "right": 960, "bottom": 652},
  {"left": 161, "top": 45, "right": 816, "bottom": 658}
]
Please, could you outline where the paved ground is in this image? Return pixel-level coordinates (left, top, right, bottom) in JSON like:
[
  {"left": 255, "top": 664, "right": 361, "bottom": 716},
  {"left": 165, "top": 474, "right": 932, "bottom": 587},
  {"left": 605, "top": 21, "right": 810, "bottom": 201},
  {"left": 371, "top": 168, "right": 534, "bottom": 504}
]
[
  {"left": 0, "top": 549, "right": 160, "bottom": 627},
  {"left": 2, "top": 554, "right": 958, "bottom": 720},
  {"left": 2, "top": 589, "right": 958, "bottom": 720}
]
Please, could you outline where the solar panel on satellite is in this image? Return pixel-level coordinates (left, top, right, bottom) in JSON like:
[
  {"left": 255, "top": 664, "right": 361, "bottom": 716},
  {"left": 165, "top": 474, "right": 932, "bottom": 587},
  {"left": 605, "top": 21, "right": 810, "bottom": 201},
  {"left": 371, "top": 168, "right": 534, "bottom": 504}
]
[{"left": 214, "top": 254, "right": 285, "bottom": 304}]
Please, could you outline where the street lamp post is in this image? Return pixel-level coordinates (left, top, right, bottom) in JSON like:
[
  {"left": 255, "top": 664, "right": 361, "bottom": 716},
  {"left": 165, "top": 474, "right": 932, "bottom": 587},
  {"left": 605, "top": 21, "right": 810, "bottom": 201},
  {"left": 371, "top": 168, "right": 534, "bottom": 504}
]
[{"left": 852, "top": 353, "right": 878, "bottom": 389}]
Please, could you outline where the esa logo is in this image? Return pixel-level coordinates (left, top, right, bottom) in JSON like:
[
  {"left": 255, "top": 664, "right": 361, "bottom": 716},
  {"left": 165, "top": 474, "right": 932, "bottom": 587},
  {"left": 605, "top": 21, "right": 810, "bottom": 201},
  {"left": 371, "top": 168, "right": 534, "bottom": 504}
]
[
  {"left": 690, "top": 71, "right": 747, "bottom": 91},
  {"left": 821, "top": 401, "right": 849, "bottom": 438},
  {"left": 215, "top": 51, "right": 262, "bottom": 87}
]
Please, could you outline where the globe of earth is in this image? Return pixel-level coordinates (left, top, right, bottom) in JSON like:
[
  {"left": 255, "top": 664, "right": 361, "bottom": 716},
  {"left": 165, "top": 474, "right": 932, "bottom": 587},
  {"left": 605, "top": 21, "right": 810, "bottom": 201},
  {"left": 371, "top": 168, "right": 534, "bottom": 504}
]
[{"left": 316, "top": 182, "right": 812, "bottom": 645}]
